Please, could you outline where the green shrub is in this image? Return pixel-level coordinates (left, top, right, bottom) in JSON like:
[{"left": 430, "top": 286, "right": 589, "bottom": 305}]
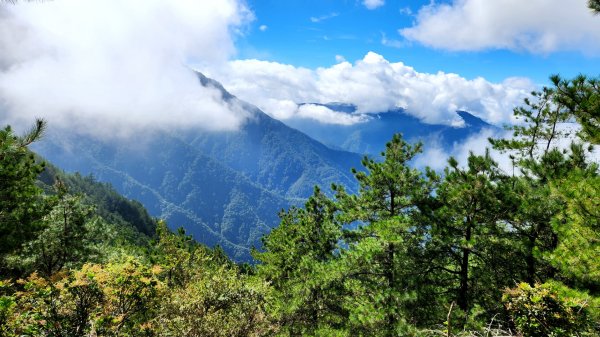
[{"left": 503, "top": 282, "right": 593, "bottom": 337}]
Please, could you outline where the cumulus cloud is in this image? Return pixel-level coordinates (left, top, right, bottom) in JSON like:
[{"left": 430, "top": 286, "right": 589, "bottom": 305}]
[
  {"left": 400, "top": 0, "right": 600, "bottom": 54},
  {"left": 0, "top": 0, "right": 253, "bottom": 137},
  {"left": 363, "top": 0, "right": 385, "bottom": 10},
  {"left": 208, "top": 52, "right": 534, "bottom": 126},
  {"left": 259, "top": 24, "right": 268, "bottom": 32}
]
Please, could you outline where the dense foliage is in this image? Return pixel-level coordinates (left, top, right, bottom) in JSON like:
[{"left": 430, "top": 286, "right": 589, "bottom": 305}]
[
  {"left": 1, "top": 74, "right": 599, "bottom": 336},
  {"left": 0, "top": 1, "right": 599, "bottom": 327},
  {"left": 251, "top": 74, "right": 600, "bottom": 336}
]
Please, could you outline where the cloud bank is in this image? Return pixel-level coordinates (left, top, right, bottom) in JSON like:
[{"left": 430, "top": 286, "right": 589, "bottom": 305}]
[
  {"left": 414, "top": 128, "right": 513, "bottom": 173},
  {"left": 209, "top": 52, "right": 534, "bottom": 126},
  {"left": 400, "top": 0, "right": 600, "bottom": 54},
  {"left": 0, "top": 0, "right": 252, "bottom": 137}
]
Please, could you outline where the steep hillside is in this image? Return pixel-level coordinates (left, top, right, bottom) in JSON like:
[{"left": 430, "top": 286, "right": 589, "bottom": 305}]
[
  {"left": 31, "top": 73, "right": 363, "bottom": 261},
  {"left": 36, "top": 160, "right": 157, "bottom": 246}
]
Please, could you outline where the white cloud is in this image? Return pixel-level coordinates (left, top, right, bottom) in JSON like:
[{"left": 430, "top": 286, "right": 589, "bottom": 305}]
[
  {"left": 363, "top": 0, "right": 385, "bottom": 10},
  {"left": 208, "top": 52, "right": 534, "bottom": 126},
  {"left": 335, "top": 55, "right": 347, "bottom": 63},
  {"left": 400, "top": 0, "right": 600, "bottom": 54},
  {"left": 297, "top": 104, "right": 366, "bottom": 125},
  {"left": 259, "top": 24, "right": 268, "bottom": 32},
  {"left": 381, "top": 32, "right": 405, "bottom": 48},
  {"left": 0, "top": 0, "right": 253, "bottom": 137},
  {"left": 414, "top": 128, "right": 514, "bottom": 173},
  {"left": 310, "top": 12, "right": 339, "bottom": 23},
  {"left": 399, "top": 7, "right": 412, "bottom": 16}
]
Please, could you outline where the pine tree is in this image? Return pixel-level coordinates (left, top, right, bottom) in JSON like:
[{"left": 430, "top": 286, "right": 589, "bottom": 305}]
[
  {"left": 334, "top": 134, "right": 436, "bottom": 336},
  {"left": 548, "top": 169, "right": 599, "bottom": 290},
  {"left": 552, "top": 75, "right": 599, "bottom": 144},
  {"left": 0, "top": 120, "right": 48, "bottom": 275},
  {"left": 428, "top": 152, "right": 507, "bottom": 315},
  {"left": 254, "top": 186, "right": 345, "bottom": 335},
  {"left": 17, "top": 180, "right": 97, "bottom": 277}
]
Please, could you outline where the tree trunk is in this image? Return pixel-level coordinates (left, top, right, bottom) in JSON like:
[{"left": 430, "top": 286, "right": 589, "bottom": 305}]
[
  {"left": 526, "top": 233, "right": 536, "bottom": 285},
  {"left": 386, "top": 242, "right": 397, "bottom": 337},
  {"left": 458, "top": 224, "right": 471, "bottom": 313}
]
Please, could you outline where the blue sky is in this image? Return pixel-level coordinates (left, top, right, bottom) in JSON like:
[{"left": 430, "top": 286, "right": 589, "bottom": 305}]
[{"left": 238, "top": 0, "right": 600, "bottom": 84}]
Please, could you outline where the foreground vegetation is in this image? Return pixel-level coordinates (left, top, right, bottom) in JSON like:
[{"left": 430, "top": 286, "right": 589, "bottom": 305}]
[{"left": 1, "top": 72, "right": 598, "bottom": 336}]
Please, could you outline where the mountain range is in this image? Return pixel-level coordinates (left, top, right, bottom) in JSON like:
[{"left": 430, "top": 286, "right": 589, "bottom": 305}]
[
  {"left": 31, "top": 73, "right": 496, "bottom": 261},
  {"left": 285, "top": 103, "right": 496, "bottom": 157}
]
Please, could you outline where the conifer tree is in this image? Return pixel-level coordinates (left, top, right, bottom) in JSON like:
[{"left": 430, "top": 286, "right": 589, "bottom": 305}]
[
  {"left": 17, "top": 180, "right": 97, "bottom": 276},
  {"left": 429, "top": 152, "right": 506, "bottom": 314},
  {"left": 552, "top": 75, "right": 599, "bottom": 144},
  {"left": 334, "top": 134, "right": 436, "bottom": 336},
  {"left": 254, "top": 186, "right": 345, "bottom": 335},
  {"left": 0, "top": 120, "right": 48, "bottom": 275}
]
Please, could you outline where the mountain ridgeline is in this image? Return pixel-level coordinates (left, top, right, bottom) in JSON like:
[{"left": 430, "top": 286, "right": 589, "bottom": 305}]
[
  {"left": 37, "top": 160, "right": 157, "bottom": 240},
  {"left": 32, "top": 73, "right": 365, "bottom": 261},
  {"left": 31, "top": 73, "right": 498, "bottom": 261},
  {"left": 285, "top": 103, "right": 497, "bottom": 157}
]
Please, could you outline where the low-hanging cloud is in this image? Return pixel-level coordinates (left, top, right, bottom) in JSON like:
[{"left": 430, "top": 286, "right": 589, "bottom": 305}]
[
  {"left": 208, "top": 52, "right": 534, "bottom": 126},
  {"left": 415, "top": 124, "right": 599, "bottom": 176},
  {"left": 0, "top": 0, "right": 253, "bottom": 137},
  {"left": 414, "top": 128, "right": 514, "bottom": 173},
  {"left": 400, "top": 0, "right": 600, "bottom": 54}
]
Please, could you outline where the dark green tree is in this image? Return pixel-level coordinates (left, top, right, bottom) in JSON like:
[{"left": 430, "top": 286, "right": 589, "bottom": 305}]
[
  {"left": 254, "top": 187, "right": 346, "bottom": 336},
  {"left": 17, "top": 180, "right": 97, "bottom": 277},
  {"left": 0, "top": 120, "right": 48, "bottom": 275},
  {"left": 334, "top": 134, "right": 436, "bottom": 336},
  {"left": 428, "top": 152, "right": 508, "bottom": 316},
  {"left": 548, "top": 168, "right": 599, "bottom": 291},
  {"left": 590, "top": 0, "right": 600, "bottom": 13},
  {"left": 490, "top": 75, "right": 598, "bottom": 286},
  {"left": 489, "top": 84, "right": 570, "bottom": 169},
  {"left": 552, "top": 75, "right": 599, "bottom": 144},
  {"left": 334, "top": 134, "right": 431, "bottom": 222}
]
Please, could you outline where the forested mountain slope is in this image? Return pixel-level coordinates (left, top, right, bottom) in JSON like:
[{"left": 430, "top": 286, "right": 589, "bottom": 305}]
[{"left": 32, "top": 73, "right": 363, "bottom": 261}]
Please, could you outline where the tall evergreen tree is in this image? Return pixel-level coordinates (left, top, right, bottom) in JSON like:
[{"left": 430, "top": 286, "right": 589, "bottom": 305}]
[
  {"left": 334, "top": 134, "right": 436, "bottom": 336},
  {"left": 254, "top": 187, "right": 345, "bottom": 336},
  {"left": 490, "top": 75, "right": 598, "bottom": 286},
  {"left": 552, "top": 75, "right": 599, "bottom": 144},
  {"left": 428, "top": 152, "right": 507, "bottom": 315},
  {"left": 0, "top": 120, "right": 48, "bottom": 275}
]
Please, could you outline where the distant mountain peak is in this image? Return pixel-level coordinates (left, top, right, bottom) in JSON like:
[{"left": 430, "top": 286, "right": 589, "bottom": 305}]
[
  {"left": 456, "top": 110, "right": 492, "bottom": 128},
  {"left": 299, "top": 102, "right": 358, "bottom": 114},
  {"left": 195, "top": 71, "right": 235, "bottom": 101}
]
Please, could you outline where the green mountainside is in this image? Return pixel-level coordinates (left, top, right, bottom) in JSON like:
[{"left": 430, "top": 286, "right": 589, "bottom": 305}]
[
  {"left": 31, "top": 73, "right": 362, "bottom": 261},
  {"left": 37, "top": 160, "right": 157, "bottom": 242}
]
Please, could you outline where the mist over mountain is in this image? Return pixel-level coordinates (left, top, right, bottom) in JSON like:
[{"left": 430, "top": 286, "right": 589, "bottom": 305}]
[
  {"left": 29, "top": 72, "right": 504, "bottom": 261},
  {"left": 284, "top": 103, "right": 499, "bottom": 157},
  {"left": 32, "top": 73, "right": 363, "bottom": 261}
]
